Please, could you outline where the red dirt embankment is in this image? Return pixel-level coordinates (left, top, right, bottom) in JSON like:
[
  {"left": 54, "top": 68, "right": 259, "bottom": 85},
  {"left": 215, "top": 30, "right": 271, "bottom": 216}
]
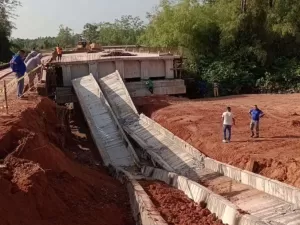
[
  {"left": 139, "top": 180, "right": 224, "bottom": 225},
  {"left": 134, "top": 94, "right": 300, "bottom": 188},
  {"left": 0, "top": 98, "right": 134, "bottom": 225}
]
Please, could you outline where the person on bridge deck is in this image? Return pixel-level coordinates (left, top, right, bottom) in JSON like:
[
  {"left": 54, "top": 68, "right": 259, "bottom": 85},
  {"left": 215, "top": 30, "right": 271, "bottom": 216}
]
[
  {"left": 24, "top": 47, "right": 38, "bottom": 63},
  {"left": 26, "top": 53, "right": 43, "bottom": 88},
  {"left": 222, "top": 106, "right": 235, "bottom": 143},
  {"left": 56, "top": 44, "right": 63, "bottom": 62},
  {"left": 249, "top": 105, "right": 264, "bottom": 138},
  {"left": 10, "top": 50, "right": 26, "bottom": 98}
]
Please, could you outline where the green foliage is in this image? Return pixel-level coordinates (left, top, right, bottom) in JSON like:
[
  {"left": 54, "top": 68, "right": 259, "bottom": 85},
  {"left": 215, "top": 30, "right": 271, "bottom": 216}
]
[
  {"left": 83, "top": 23, "right": 98, "bottom": 43},
  {"left": 56, "top": 25, "right": 75, "bottom": 48},
  {"left": 97, "top": 15, "right": 145, "bottom": 45},
  {"left": 10, "top": 15, "right": 145, "bottom": 55},
  {"left": 0, "top": 0, "right": 20, "bottom": 61},
  {"left": 11, "top": 36, "right": 57, "bottom": 52},
  {"left": 81, "top": 16, "right": 145, "bottom": 45},
  {"left": 140, "top": 0, "right": 300, "bottom": 95}
]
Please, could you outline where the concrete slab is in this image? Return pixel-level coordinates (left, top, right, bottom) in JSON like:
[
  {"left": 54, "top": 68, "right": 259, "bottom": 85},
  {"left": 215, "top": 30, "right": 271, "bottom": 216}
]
[
  {"left": 72, "top": 74, "right": 136, "bottom": 167},
  {"left": 113, "top": 167, "right": 168, "bottom": 225},
  {"left": 142, "top": 166, "right": 266, "bottom": 225}
]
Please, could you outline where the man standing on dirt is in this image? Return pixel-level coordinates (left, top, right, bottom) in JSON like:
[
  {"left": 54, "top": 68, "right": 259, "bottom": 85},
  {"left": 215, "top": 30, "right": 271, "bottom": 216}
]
[
  {"left": 10, "top": 50, "right": 26, "bottom": 98},
  {"left": 249, "top": 105, "right": 264, "bottom": 138},
  {"left": 213, "top": 81, "right": 219, "bottom": 97},
  {"left": 222, "top": 107, "right": 235, "bottom": 143}
]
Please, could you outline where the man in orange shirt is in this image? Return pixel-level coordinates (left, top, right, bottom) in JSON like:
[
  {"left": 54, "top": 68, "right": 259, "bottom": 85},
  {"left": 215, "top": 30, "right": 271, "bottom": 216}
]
[{"left": 56, "top": 44, "right": 63, "bottom": 62}]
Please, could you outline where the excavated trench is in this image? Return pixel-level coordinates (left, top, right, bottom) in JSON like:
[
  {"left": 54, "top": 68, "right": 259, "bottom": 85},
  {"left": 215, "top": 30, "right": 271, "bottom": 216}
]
[{"left": 0, "top": 97, "right": 134, "bottom": 225}]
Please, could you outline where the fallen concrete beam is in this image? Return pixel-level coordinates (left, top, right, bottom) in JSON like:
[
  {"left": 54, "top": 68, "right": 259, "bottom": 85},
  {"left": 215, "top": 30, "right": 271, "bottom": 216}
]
[
  {"left": 140, "top": 114, "right": 205, "bottom": 163},
  {"left": 204, "top": 157, "right": 300, "bottom": 209},
  {"left": 72, "top": 74, "right": 139, "bottom": 167},
  {"left": 112, "top": 167, "right": 168, "bottom": 225},
  {"left": 142, "top": 166, "right": 269, "bottom": 225}
]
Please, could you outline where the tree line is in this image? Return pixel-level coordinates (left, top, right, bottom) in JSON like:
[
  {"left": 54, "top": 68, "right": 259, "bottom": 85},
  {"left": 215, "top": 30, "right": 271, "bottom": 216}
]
[
  {"left": 10, "top": 15, "right": 146, "bottom": 52},
  {"left": 2, "top": 0, "right": 300, "bottom": 94}
]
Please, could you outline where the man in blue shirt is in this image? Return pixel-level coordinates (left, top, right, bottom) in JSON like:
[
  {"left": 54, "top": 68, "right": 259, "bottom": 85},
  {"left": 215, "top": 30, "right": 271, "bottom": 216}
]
[
  {"left": 10, "top": 50, "right": 26, "bottom": 98},
  {"left": 249, "top": 105, "right": 264, "bottom": 138}
]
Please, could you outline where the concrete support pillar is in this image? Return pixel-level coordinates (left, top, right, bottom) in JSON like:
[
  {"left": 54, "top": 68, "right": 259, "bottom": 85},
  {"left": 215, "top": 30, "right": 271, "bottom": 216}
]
[
  {"left": 141, "top": 60, "right": 149, "bottom": 79},
  {"left": 165, "top": 59, "right": 174, "bottom": 79},
  {"left": 115, "top": 61, "right": 125, "bottom": 79},
  {"left": 89, "top": 63, "right": 99, "bottom": 80},
  {"left": 62, "top": 65, "right": 71, "bottom": 86}
]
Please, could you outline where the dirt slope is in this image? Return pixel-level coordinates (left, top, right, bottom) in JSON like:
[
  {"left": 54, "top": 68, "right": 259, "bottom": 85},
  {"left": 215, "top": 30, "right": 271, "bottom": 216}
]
[{"left": 0, "top": 97, "right": 134, "bottom": 225}]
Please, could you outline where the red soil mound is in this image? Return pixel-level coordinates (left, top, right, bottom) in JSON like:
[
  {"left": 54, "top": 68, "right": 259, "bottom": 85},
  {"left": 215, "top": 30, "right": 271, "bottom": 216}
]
[
  {"left": 0, "top": 97, "right": 134, "bottom": 225},
  {"left": 139, "top": 180, "right": 224, "bottom": 225}
]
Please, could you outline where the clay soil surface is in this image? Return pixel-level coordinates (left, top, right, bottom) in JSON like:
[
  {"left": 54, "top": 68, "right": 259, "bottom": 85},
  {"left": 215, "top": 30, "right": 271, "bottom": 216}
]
[
  {"left": 0, "top": 95, "right": 134, "bottom": 225},
  {"left": 134, "top": 94, "right": 300, "bottom": 188},
  {"left": 139, "top": 180, "right": 224, "bottom": 225}
]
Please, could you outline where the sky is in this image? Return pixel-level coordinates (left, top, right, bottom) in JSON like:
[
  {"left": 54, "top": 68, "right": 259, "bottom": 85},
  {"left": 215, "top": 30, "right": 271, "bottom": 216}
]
[{"left": 11, "top": 0, "right": 160, "bottom": 39}]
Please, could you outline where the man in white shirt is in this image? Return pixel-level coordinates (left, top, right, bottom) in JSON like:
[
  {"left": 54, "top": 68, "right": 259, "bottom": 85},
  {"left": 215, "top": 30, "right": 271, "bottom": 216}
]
[
  {"left": 24, "top": 48, "right": 38, "bottom": 63},
  {"left": 26, "top": 53, "right": 43, "bottom": 88},
  {"left": 222, "top": 107, "right": 235, "bottom": 143}
]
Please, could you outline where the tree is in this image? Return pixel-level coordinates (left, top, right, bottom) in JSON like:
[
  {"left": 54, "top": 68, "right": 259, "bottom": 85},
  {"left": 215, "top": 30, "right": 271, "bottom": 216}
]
[
  {"left": 11, "top": 36, "right": 57, "bottom": 51},
  {"left": 0, "top": 0, "right": 21, "bottom": 61},
  {"left": 139, "top": 0, "right": 300, "bottom": 94},
  {"left": 97, "top": 15, "right": 145, "bottom": 45},
  {"left": 82, "top": 23, "right": 98, "bottom": 43},
  {"left": 56, "top": 25, "right": 74, "bottom": 47}
]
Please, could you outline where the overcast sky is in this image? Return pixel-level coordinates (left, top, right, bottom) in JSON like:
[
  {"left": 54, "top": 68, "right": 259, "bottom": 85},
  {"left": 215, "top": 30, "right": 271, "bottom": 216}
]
[{"left": 12, "top": 0, "right": 160, "bottom": 39}]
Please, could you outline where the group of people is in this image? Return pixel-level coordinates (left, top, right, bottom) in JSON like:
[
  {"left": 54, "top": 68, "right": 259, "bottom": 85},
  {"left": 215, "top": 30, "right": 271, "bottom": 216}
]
[
  {"left": 10, "top": 48, "right": 44, "bottom": 98},
  {"left": 221, "top": 105, "right": 264, "bottom": 143},
  {"left": 9, "top": 45, "right": 63, "bottom": 99}
]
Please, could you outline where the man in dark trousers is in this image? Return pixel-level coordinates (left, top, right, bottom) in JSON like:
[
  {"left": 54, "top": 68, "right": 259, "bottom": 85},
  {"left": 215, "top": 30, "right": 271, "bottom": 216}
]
[
  {"left": 10, "top": 50, "right": 26, "bottom": 98},
  {"left": 249, "top": 105, "right": 264, "bottom": 138}
]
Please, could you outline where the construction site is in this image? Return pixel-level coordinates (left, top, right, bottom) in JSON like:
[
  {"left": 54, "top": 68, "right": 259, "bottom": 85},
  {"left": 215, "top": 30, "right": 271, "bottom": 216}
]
[{"left": 1, "top": 48, "right": 300, "bottom": 225}]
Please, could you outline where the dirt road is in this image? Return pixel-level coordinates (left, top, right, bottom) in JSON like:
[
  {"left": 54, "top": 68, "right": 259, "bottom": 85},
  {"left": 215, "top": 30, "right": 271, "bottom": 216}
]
[{"left": 134, "top": 94, "right": 300, "bottom": 187}]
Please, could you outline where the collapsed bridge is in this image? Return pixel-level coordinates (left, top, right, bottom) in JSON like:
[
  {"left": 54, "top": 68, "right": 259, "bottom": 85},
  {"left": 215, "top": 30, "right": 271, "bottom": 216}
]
[{"left": 43, "top": 51, "right": 300, "bottom": 225}]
